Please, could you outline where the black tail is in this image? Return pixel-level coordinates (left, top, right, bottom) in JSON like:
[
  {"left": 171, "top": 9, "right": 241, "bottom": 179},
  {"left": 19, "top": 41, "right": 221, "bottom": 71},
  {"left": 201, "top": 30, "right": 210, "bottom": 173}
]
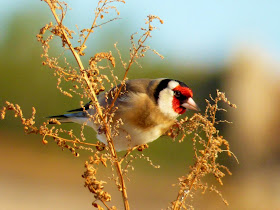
[
  {"left": 67, "top": 101, "right": 92, "bottom": 112},
  {"left": 47, "top": 114, "right": 73, "bottom": 124},
  {"left": 47, "top": 114, "right": 68, "bottom": 119}
]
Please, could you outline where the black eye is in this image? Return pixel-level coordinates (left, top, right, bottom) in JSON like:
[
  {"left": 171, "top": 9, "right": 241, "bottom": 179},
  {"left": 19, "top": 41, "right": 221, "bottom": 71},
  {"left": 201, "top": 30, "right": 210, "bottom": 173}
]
[{"left": 174, "top": 90, "right": 181, "bottom": 98}]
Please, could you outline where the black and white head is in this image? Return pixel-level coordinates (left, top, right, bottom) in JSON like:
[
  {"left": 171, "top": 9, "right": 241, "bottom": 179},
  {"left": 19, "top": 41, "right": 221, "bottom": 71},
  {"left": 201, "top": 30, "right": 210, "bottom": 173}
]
[{"left": 154, "top": 79, "right": 200, "bottom": 118}]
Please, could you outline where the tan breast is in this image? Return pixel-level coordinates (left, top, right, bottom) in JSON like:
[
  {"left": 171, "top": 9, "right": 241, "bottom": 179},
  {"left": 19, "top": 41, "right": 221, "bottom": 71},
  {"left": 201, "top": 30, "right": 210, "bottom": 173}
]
[{"left": 116, "top": 92, "right": 175, "bottom": 131}]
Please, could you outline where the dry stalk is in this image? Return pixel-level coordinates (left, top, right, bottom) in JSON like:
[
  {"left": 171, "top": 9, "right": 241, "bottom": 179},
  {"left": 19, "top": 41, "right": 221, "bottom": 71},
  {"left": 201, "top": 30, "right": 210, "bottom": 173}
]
[
  {"left": 168, "top": 90, "right": 237, "bottom": 210},
  {"left": 106, "top": 15, "right": 164, "bottom": 114},
  {"left": 1, "top": 1, "right": 237, "bottom": 209},
  {"left": 42, "top": 1, "right": 130, "bottom": 209}
]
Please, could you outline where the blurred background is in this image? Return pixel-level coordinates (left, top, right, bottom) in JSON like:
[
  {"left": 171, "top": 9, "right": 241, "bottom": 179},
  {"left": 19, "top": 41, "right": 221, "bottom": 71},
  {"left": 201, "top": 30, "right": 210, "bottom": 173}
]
[{"left": 1, "top": 0, "right": 280, "bottom": 209}]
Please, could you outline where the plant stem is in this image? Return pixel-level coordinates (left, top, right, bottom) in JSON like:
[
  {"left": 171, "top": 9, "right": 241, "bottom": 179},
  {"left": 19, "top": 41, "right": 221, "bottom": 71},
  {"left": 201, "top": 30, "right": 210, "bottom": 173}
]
[
  {"left": 44, "top": 1, "right": 130, "bottom": 209},
  {"left": 106, "top": 30, "right": 150, "bottom": 114},
  {"left": 79, "top": 0, "right": 107, "bottom": 53}
]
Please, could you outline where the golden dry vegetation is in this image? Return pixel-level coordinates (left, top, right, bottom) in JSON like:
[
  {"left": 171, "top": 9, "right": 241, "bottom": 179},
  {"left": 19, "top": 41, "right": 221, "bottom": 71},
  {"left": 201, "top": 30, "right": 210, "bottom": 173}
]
[{"left": 0, "top": 1, "right": 237, "bottom": 209}]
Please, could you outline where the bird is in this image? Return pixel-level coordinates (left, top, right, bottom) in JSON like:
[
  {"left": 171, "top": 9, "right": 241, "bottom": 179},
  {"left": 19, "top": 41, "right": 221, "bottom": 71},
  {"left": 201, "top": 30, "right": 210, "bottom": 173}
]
[{"left": 49, "top": 78, "right": 200, "bottom": 151}]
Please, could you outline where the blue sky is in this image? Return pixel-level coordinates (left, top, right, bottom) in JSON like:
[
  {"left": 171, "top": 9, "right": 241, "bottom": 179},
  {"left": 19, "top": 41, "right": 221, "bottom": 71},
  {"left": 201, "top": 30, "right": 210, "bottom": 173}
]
[{"left": 1, "top": 0, "right": 280, "bottom": 68}]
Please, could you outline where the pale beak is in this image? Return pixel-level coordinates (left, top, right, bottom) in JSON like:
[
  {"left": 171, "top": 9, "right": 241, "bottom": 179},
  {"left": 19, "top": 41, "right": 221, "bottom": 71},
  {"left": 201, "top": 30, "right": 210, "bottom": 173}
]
[{"left": 181, "top": 97, "right": 200, "bottom": 111}]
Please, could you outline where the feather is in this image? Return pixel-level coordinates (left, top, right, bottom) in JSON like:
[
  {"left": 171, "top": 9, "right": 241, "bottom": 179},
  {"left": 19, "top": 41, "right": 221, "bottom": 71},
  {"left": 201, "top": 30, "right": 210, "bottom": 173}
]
[{"left": 47, "top": 78, "right": 192, "bottom": 151}]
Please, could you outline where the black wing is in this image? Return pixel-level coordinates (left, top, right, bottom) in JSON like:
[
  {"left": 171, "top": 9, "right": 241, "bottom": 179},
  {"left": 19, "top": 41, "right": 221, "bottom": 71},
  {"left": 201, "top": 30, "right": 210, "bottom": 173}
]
[{"left": 67, "top": 101, "right": 92, "bottom": 112}]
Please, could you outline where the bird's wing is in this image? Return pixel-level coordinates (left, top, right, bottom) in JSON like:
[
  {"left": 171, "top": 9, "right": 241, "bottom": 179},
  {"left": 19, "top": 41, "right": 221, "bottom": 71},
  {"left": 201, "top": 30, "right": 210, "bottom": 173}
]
[
  {"left": 104, "top": 79, "right": 174, "bottom": 130},
  {"left": 66, "top": 101, "right": 92, "bottom": 112},
  {"left": 96, "top": 79, "right": 155, "bottom": 109},
  {"left": 66, "top": 79, "right": 158, "bottom": 113}
]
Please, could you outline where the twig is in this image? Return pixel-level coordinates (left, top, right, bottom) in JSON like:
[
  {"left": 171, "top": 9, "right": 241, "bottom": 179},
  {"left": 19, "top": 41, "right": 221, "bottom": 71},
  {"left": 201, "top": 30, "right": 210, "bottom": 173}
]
[
  {"left": 44, "top": 1, "right": 130, "bottom": 209},
  {"left": 47, "top": 134, "right": 99, "bottom": 147},
  {"left": 105, "top": 19, "right": 152, "bottom": 114},
  {"left": 79, "top": 1, "right": 107, "bottom": 52}
]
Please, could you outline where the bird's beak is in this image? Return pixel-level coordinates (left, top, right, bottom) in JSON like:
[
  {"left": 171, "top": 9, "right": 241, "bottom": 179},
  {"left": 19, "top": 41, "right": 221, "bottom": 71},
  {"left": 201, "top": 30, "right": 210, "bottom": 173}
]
[{"left": 181, "top": 97, "right": 200, "bottom": 111}]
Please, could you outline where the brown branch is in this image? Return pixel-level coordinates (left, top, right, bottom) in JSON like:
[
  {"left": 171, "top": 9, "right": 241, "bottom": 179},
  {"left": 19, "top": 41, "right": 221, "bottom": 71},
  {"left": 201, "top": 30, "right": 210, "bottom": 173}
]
[
  {"left": 79, "top": 1, "right": 107, "bottom": 52},
  {"left": 94, "top": 17, "right": 120, "bottom": 29},
  {"left": 105, "top": 22, "right": 151, "bottom": 114},
  {"left": 45, "top": 1, "right": 84, "bottom": 69},
  {"left": 175, "top": 102, "right": 218, "bottom": 209},
  {"left": 173, "top": 164, "right": 202, "bottom": 210},
  {"left": 172, "top": 91, "right": 236, "bottom": 209},
  {"left": 44, "top": 1, "right": 130, "bottom": 209},
  {"left": 46, "top": 134, "right": 99, "bottom": 147}
]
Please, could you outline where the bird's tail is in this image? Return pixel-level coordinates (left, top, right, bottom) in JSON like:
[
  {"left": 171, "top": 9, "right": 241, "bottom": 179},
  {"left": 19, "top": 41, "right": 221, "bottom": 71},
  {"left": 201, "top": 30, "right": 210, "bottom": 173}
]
[
  {"left": 48, "top": 114, "right": 71, "bottom": 123},
  {"left": 48, "top": 112, "right": 87, "bottom": 124}
]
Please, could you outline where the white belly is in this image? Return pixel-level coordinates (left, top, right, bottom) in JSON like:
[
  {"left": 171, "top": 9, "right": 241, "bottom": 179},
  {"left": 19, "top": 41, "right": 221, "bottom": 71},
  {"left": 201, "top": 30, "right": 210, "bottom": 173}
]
[
  {"left": 72, "top": 117, "right": 170, "bottom": 151},
  {"left": 96, "top": 123, "right": 168, "bottom": 151}
]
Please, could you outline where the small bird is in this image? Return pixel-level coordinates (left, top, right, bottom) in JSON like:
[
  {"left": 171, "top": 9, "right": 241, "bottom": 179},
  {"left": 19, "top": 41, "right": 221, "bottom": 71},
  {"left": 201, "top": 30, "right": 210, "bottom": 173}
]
[{"left": 49, "top": 78, "right": 200, "bottom": 151}]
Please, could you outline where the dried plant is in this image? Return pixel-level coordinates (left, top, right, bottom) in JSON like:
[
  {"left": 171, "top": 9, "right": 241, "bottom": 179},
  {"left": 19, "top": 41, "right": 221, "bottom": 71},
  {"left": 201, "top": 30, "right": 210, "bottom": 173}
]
[
  {"left": 1, "top": 1, "right": 237, "bottom": 209},
  {"left": 168, "top": 90, "right": 238, "bottom": 209}
]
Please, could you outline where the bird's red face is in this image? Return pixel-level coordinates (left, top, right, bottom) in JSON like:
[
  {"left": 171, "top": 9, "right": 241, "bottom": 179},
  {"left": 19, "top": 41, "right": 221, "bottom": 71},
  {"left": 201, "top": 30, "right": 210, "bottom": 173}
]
[
  {"left": 172, "top": 85, "right": 199, "bottom": 114},
  {"left": 155, "top": 79, "right": 200, "bottom": 119}
]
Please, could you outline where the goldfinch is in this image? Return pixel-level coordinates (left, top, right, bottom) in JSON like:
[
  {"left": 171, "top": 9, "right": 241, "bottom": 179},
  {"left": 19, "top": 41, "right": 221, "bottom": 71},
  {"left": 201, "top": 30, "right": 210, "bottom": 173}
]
[{"left": 49, "top": 78, "right": 200, "bottom": 151}]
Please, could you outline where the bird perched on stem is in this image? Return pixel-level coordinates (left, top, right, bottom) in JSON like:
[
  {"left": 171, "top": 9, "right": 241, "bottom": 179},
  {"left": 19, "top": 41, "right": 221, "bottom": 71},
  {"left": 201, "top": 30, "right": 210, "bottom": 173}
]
[{"left": 49, "top": 78, "right": 200, "bottom": 151}]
